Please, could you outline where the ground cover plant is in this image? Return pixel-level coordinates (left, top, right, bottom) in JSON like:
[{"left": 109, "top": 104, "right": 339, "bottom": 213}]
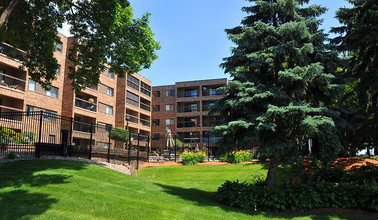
[{"left": 1, "top": 159, "right": 374, "bottom": 219}]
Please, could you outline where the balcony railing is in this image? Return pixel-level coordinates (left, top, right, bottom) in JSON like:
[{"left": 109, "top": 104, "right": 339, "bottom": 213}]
[
  {"left": 73, "top": 121, "right": 95, "bottom": 133},
  {"left": 202, "top": 105, "right": 214, "bottom": 112},
  {"left": 203, "top": 120, "right": 224, "bottom": 127},
  {"left": 139, "top": 118, "right": 150, "bottom": 127},
  {"left": 202, "top": 89, "right": 223, "bottom": 96},
  {"left": 177, "top": 91, "right": 199, "bottom": 98},
  {"left": 84, "top": 82, "right": 98, "bottom": 91},
  {"left": 177, "top": 107, "right": 198, "bottom": 113},
  {"left": 0, "top": 105, "right": 24, "bottom": 121},
  {"left": 0, "top": 73, "right": 26, "bottom": 92},
  {"left": 75, "top": 97, "right": 97, "bottom": 112},
  {"left": 0, "top": 43, "right": 26, "bottom": 61},
  {"left": 126, "top": 114, "right": 138, "bottom": 124},
  {"left": 177, "top": 121, "right": 201, "bottom": 128},
  {"left": 140, "top": 102, "right": 150, "bottom": 111}
]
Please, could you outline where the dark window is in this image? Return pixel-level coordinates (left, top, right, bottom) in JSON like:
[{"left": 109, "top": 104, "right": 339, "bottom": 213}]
[
  {"left": 152, "top": 119, "right": 160, "bottom": 126},
  {"left": 152, "top": 91, "right": 160, "bottom": 98},
  {"left": 152, "top": 105, "right": 160, "bottom": 112},
  {"left": 152, "top": 133, "right": 160, "bottom": 140},
  {"left": 56, "top": 64, "right": 61, "bottom": 75},
  {"left": 165, "top": 90, "right": 175, "bottom": 97},
  {"left": 126, "top": 91, "right": 139, "bottom": 107}
]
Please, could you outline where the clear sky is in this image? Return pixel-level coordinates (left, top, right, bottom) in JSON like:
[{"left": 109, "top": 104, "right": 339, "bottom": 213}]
[{"left": 60, "top": 0, "right": 352, "bottom": 86}]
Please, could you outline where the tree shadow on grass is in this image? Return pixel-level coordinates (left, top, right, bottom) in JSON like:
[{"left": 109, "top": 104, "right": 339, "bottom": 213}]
[
  {"left": 0, "top": 159, "right": 90, "bottom": 219},
  {"left": 0, "top": 190, "right": 58, "bottom": 220},
  {"left": 154, "top": 183, "right": 375, "bottom": 220},
  {"left": 0, "top": 159, "right": 88, "bottom": 188}
]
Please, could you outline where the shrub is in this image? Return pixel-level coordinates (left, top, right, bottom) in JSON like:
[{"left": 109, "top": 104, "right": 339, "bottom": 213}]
[
  {"left": 220, "top": 150, "right": 253, "bottom": 163},
  {"left": 181, "top": 152, "right": 207, "bottom": 165},
  {"left": 6, "top": 151, "right": 16, "bottom": 159},
  {"left": 257, "top": 153, "right": 269, "bottom": 162},
  {"left": 313, "top": 167, "right": 346, "bottom": 183},
  {"left": 216, "top": 180, "right": 378, "bottom": 212}
]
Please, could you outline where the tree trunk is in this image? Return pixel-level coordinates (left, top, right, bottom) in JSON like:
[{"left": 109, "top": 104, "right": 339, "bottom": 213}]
[
  {"left": 265, "top": 155, "right": 279, "bottom": 187},
  {"left": 0, "top": 0, "right": 22, "bottom": 34},
  {"left": 374, "top": 147, "right": 377, "bottom": 156},
  {"left": 367, "top": 146, "right": 371, "bottom": 156}
]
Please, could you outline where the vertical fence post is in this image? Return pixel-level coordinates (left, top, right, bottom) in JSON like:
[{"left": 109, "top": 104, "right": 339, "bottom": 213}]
[
  {"left": 147, "top": 135, "right": 150, "bottom": 162},
  {"left": 35, "top": 110, "right": 43, "bottom": 158},
  {"left": 89, "top": 122, "right": 93, "bottom": 160},
  {"left": 174, "top": 134, "right": 177, "bottom": 162},
  {"left": 208, "top": 135, "right": 210, "bottom": 161},
  {"left": 69, "top": 117, "right": 73, "bottom": 156},
  {"left": 128, "top": 131, "right": 131, "bottom": 165},
  {"left": 136, "top": 133, "right": 140, "bottom": 170},
  {"left": 107, "top": 125, "right": 112, "bottom": 163}
]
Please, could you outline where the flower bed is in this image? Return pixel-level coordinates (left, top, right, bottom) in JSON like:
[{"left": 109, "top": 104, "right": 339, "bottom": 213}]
[{"left": 181, "top": 152, "right": 207, "bottom": 165}]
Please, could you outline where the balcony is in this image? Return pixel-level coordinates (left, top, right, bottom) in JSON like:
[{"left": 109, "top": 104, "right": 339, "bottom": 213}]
[
  {"left": 139, "top": 118, "right": 151, "bottom": 127},
  {"left": 75, "top": 97, "right": 97, "bottom": 112},
  {"left": 203, "top": 120, "right": 223, "bottom": 127},
  {"left": 126, "top": 113, "right": 138, "bottom": 124},
  {"left": 177, "top": 89, "right": 199, "bottom": 98},
  {"left": 0, "top": 42, "right": 26, "bottom": 62},
  {"left": 202, "top": 88, "right": 223, "bottom": 96},
  {"left": 140, "top": 98, "right": 151, "bottom": 112},
  {"left": 177, "top": 106, "right": 198, "bottom": 113},
  {"left": 73, "top": 120, "right": 95, "bottom": 133},
  {"left": 0, "top": 72, "right": 26, "bottom": 93},
  {"left": 177, "top": 117, "right": 200, "bottom": 128}
]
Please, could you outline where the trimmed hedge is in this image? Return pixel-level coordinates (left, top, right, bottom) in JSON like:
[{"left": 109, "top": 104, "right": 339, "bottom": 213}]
[{"left": 216, "top": 180, "right": 378, "bottom": 212}]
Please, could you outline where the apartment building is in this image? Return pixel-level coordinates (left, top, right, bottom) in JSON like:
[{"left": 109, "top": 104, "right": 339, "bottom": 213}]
[
  {"left": 150, "top": 78, "right": 227, "bottom": 150},
  {"left": 0, "top": 34, "right": 152, "bottom": 150},
  {"left": 0, "top": 33, "right": 67, "bottom": 116}
]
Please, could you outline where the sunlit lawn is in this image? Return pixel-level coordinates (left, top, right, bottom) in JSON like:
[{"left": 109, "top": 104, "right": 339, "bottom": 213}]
[{"left": 0, "top": 160, "right": 373, "bottom": 219}]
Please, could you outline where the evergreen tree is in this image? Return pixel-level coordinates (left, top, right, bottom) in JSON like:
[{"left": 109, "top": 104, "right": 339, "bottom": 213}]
[
  {"left": 211, "top": 0, "right": 343, "bottom": 186},
  {"left": 331, "top": 0, "right": 378, "bottom": 154}
]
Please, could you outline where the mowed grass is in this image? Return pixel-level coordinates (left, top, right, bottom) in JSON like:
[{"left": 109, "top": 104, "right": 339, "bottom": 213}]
[{"left": 0, "top": 160, "right": 373, "bottom": 220}]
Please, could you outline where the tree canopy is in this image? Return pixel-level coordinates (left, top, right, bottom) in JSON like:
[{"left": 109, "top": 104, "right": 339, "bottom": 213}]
[
  {"left": 0, "top": 0, "right": 160, "bottom": 91},
  {"left": 331, "top": 0, "right": 378, "bottom": 153},
  {"left": 211, "top": 0, "right": 343, "bottom": 186}
]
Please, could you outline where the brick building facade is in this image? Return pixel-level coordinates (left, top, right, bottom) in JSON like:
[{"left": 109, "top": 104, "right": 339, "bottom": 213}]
[{"left": 150, "top": 78, "right": 227, "bottom": 150}]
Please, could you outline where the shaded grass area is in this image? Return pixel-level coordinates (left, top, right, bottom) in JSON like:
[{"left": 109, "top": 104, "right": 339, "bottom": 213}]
[{"left": 0, "top": 160, "right": 373, "bottom": 219}]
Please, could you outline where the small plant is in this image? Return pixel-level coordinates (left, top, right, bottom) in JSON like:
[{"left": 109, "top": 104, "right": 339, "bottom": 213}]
[
  {"left": 181, "top": 152, "right": 207, "bottom": 165},
  {"left": 257, "top": 153, "right": 269, "bottom": 162},
  {"left": 220, "top": 150, "right": 253, "bottom": 163},
  {"left": 6, "top": 151, "right": 16, "bottom": 159}
]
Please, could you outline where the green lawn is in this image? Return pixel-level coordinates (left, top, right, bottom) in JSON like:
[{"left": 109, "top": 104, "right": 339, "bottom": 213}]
[{"left": 0, "top": 160, "right": 373, "bottom": 219}]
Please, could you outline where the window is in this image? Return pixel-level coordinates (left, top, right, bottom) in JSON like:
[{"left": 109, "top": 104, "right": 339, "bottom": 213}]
[
  {"left": 106, "top": 105, "right": 113, "bottom": 115},
  {"left": 56, "top": 42, "right": 63, "bottom": 52},
  {"left": 46, "top": 86, "right": 59, "bottom": 98},
  {"left": 28, "top": 79, "right": 36, "bottom": 91},
  {"left": 152, "top": 91, "right": 160, "bottom": 98},
  {"left": 127, "top": 74, "right": 139, "bottom": 91},
  {"left": 210, "top": 88, "right": 222, "bottom": 96},
  {"left": 165, "top": 90, "right": 175, "bottom": 97},
  {"left": 165, "top": 118, "right": 174, "bottom": 126},
  {"left": 56, "top": 64, "right": 61, "bottom": 75},
  {"left": 152, "top": 119, "right": 160, "bottom": 126},
  {"left": 108, "top": 69, "right": 115, "bottom": 79},
  {"left": 165, "top": 104, "right": 174, "bottom": 111},
  {"left": 107, "top": 87, "right": 114, "bottom": 96},
  {"left": 98, "top": 122, "right": 112, "bottom": 132},
  {"left": 152, "top": 133, "right": 160, "bottom": 140},
  {"left": 152, "top": 105, "right": 160, "bottom": 112}
]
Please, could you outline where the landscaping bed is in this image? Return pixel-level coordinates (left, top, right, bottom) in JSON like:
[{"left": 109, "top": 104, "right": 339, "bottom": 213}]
[{"left": 140, "top": 160, "right": 260, "bottom": 169}]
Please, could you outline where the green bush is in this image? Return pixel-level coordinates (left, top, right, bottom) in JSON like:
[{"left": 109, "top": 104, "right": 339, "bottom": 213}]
[
  {"left": 257, "top": 153, "right": 269, "bottom": 162},
  {"left": 313, "top": 165, "right": 377, "bottom": 186},
  {"left": 6, "top": 151, "right": 16, "bottom": 159},
  {"left": 220, "top": 150, "right": 253, "bottom": 163},
  {"left": 216, "top": 180, "right": 378, "bottom": 212},
  {"left": 181, "top": 152, "right": 207, "bottom": 165}
]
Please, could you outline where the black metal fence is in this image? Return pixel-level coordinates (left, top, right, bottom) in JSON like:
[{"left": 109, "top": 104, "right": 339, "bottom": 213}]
[{"left": 0, "top": 111, "right": 150, "bottom": 169}]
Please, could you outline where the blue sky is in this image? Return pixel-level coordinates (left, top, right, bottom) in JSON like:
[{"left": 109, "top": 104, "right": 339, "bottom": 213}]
[{"left": 60, "top": 0, "right": 351, "bottom": 86}]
